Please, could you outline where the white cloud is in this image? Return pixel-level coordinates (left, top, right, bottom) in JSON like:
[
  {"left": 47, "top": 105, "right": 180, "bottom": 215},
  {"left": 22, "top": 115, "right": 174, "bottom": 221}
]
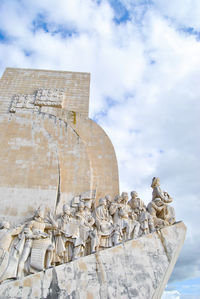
[
  {"left": 162, "top": 290, "right": 181, "bottom": 299},
  {"left": 156, "top": 0, "right": 200, "bottom": 30}
]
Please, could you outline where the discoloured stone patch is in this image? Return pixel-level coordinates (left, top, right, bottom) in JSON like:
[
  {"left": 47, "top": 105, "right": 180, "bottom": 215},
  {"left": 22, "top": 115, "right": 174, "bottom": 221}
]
[
  {"left": 23, "top": 278, "right": 32, "bottom": 287},
  {"left": 110, "top": 245, "right": 123, "bottom": 253},
  {"left": 87, "top": 292, "right": 94, "bottom": 299},
  {"left": 78, "top": 261, "right": 87, "bottom": 271}
]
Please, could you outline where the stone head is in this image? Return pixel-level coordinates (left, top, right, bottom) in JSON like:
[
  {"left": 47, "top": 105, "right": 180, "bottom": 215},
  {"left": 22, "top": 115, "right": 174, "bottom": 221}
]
[
  {"left": 121, "top": 192, "right": 129, "bottom": 203},
  {"left": 151, "top": 177, "right": 160, "bottom": 188},
  {"left": 99, "top": 198, "right": 107, "bottom": 207},
  {"left": 78, "top": 202, "right": 85, "bottom": 212},
  {"left": 105, "top": 195, "right": 112, "bottom": 204},
  {"left": 115, "top": 195, "right": 122, "bottom": 204},
  {"left": 34, "top": 207, "right": 45, "bottom": 219},
  {"left": 130, "top": 191, "right": 138, "bottom": 199},
  {"left": 84, "top": 201, "right": 91, "bottom": 210},
  {"left": 63, "top": 204, "right": 71, "bottom": 216},
  {"left": 154, "top": 198, "right": 162, "bottom": 206}
]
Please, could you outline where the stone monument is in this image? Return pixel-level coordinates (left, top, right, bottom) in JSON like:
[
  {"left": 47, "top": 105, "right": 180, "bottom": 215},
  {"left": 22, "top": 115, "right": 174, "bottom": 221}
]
[{"left": 0, "top": 68, "right": 186, "bottom": 298}]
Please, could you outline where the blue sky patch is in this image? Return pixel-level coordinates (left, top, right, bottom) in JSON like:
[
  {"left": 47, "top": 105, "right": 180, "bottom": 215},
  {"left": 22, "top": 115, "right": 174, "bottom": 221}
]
[
  {"left": 93, "top": 110, "right": 107, "bottom": 123},
  {"left": 32, "top": 13, "right": 49, "bottom": 33},
  {"left": 32, "top": 13, "right": 78, "bottom": 39},
  {"left": 109, "top": 0, "right": 130, "bottom": 24},
  {"left": 167, "top": 277, "right": 200, "bottom": 297},
  {"left": 0, "top": 30, "right": 10, "bottom": 43},
  {"left": 24, "top": 50, "right": 33, "bottom": 57},
  {"left": 180, "top": 26, "right": 200, "bottom": 41},
  {"left": 51, "top": 26, "right": 78, "bottom": 39},
  {"left": 0, "top": 31, "right": 5, "bottom": 41}
]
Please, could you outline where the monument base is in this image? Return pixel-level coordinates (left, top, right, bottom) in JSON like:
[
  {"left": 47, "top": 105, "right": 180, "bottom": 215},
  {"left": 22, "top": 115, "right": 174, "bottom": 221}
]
[{"left": 0, "top": 222, "right": 186, "bottom": 299}]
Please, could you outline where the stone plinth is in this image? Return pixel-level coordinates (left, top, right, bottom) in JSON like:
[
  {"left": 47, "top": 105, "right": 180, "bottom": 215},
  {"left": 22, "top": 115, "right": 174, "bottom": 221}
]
[{"left": 0, "top": 222, "right": 186, "bottom": 299}]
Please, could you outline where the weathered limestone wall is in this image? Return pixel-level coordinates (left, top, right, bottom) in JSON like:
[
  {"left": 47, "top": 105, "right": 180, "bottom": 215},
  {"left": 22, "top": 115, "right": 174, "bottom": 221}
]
[
  {"left": 0, "top": 222, "right": 186, "bottom": 299},
  {"left": 0, "top": 112, "right": 91, "bottom": 224},
  {"left": 0, "top": 67, "right": 119, "bottom": 221},
  {"left": 64, "top": 115, "right": 119, "bottom": 202},
  {"left": 0, "top": 68, "right": 90, "bottom": 116}
]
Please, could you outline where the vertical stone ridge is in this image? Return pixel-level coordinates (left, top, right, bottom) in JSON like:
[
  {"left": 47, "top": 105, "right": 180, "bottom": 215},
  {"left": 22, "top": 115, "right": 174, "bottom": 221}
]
[
  {"left": 95, "top": 251, "right": 108, "bottom": 298},
  {"left": 46, "top": 267, "right": 61, "bottom": 299}
]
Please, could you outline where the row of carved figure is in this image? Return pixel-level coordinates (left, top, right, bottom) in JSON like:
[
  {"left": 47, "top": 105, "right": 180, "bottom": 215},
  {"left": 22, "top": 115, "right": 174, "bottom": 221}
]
[{"left": 0, "top": 177, "right": 175, "bottom": 283}]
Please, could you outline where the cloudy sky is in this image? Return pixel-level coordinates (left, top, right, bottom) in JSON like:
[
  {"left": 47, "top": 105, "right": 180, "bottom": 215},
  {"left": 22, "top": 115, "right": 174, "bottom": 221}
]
[{"left": 0, "top": 0, "right": 199, "bottom": 297}]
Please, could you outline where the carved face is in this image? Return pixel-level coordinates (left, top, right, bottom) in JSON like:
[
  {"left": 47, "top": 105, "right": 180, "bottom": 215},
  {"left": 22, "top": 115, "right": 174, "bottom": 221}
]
[
  {"left": 99, "top": 198, "right": 107, "bottom": 206},
  {"left": 130, "top": 191, "right": 138, "bottom": 199},
  {"left": 78, "top": 202, "right": 85, "bottom": 212},
  {"left": 105, "top": 195, "right": 111, "bottom": 203},
  {"left": 115, "top": 196, "right": 122, "bottom": 203},
  {"left": 151, "top": 177, "right": 160, "bottom": 188},
  {"left": 34, "top": 208, "right": 45, "bottom": 219},
  {"left": 154, "top": 198, "right": 162, "bottom": 206},
  {"left": 121, "top": 192, "right": 128, "bottom": 203},
  {"left": 63, "top": 205, "right": 71, "bottom": 216}
]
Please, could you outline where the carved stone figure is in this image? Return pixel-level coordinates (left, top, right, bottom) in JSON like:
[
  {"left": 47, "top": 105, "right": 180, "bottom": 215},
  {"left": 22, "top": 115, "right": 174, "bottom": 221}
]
[
  {"left": 109, "top": 195, "right": 123, "bottom": 245},
  {"left": 26, "top": 207, "right": 57, "bottom": 273},
  {"left": 128, "top": 191, "right": 146, "bottom": 213},
  {"left": 17, "top": 223, "right": 41, "bottom": 278},
  {"left": 147, "top": 198, "right": 168, "bottom": 229},
  {"left": 138, "top": 208, "right": 155, "bottom": 235},
  {"left": 119, "top": 192, "right": 140, "bottom": 241},
  {"left": 129, "top": 209, "right": 141, "bottom": 239},
  {"left": 150, "top": 177, "right": 176, "bottom": 225},
  {"left": 151, "top": 177, "right": 172, "bottom": 203},
  {"left": 73, "top": 202, "right": 93, "bottom": 259},
  {"left": 54, "top": 205, "right": 77, "bottom": 264},
  {"left": 83, "top": 201, "right": 99, "bottom": 254},
  {"left": 105, "top": 194, "right": 113, "bottom": 209},
  {"left": 0, "top": 222, "right": 23, "bottom": 282},
  {"left": 94, "top": 198, "right": 113, "bottom": 248}
]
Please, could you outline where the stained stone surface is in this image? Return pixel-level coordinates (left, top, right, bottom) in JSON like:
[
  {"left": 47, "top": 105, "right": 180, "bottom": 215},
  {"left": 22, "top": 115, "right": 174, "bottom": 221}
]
[
  {"left": 0, "top": 222, "right": 186, "bottom": 299},
  {"left": 0, "top": 68, "right": 119, "bottom": 222}
]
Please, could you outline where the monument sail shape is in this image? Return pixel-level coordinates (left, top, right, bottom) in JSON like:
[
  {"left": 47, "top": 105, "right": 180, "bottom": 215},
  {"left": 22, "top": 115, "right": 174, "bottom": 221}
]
[{"left": 0, "top": 68, "right": 186, "bottom": 299}]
